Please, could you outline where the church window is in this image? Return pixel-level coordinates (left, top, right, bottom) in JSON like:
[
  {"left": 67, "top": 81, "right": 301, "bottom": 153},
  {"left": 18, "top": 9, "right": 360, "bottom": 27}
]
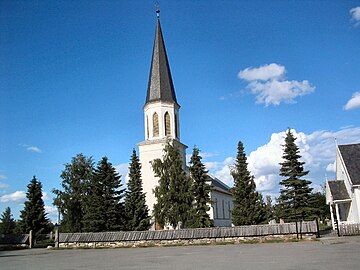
[
  {"left": 175, "top": 114, "right": 178, "bottom": 138},
  {"left": 164, "top": 112, "right": 171, "bottom": 136},
  {"left": 153, "top": 112, "right": 159, "bottom": 137},
  {"left": 146, "top": 116, "right": 149, "bottom": 139}
]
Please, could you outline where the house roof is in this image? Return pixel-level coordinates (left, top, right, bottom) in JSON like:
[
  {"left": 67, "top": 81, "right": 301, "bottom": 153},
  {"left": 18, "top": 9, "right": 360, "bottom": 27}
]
[
  {"left": 209, "top": 175, "right": 232, "bottom": 195},
  {"left": 145, "top": 19, "right": 178, "bottom": 107},
  {"left": 328, "top": 180, "right": 350, "bottom": 201},
  {"left": 338, "top": 143, "right": 360, "bottom": 185}
]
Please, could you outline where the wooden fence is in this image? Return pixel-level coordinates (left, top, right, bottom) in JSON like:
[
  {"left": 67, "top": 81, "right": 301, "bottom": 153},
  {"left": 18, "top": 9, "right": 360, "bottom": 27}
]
[
  {"left": 339, "top": 223, "right": 360, "bottom": 236},
  {"left": 0, "top": 234, "right": 29, "bottom": 245},
  {"left": 59, "top": 220, "right": 317, "bottom": 243}
]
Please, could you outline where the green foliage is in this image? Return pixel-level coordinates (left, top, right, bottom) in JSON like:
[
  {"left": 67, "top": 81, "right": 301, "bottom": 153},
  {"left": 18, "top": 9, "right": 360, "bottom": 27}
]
[
  {"left": 124, "top": 150, "right": 151, "bottom": 231},
  {"left": 152, "top": 142, "right": 193, "bottom": 228},
  {"left": 264, "top": 195, "right": 275, "bottom": 221},
  {"left": 53, "top": 154, "right": 94, "bottom": 232},
  {"left": 19, "top": 176, "right": 51, "bottom": 235},
  {"left": 308, "top": 191, "right": 330, "bottom": 222},
  {"left": 188, "top": 147, "right": 212, "bottom": 228},
  {"left": 83, "top": 157, "right": 125, "bottom": 232},
  {"left": 0, "top": 207, "right": 16, "bottom": 234},
  {"left": 278, "top": 129, "right": 314, "bottom": 221},
  {"left": 231, "top": 141, "right": 266, "bottom": 225}
]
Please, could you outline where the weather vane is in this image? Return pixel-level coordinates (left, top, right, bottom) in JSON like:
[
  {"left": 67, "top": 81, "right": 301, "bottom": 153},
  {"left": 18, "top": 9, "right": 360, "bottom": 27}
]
[{"left": 155, "top": 1, "right": 160, "bottom": 18}]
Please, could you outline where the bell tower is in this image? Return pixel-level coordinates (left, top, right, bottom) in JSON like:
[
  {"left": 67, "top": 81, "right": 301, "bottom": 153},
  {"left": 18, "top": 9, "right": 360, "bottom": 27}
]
[{"left": 138, "top": 10, "right": 187, "bottom": 225}]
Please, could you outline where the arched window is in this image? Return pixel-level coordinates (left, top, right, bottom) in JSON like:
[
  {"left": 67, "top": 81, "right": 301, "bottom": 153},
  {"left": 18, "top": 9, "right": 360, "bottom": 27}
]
[
  {"left": 146, "top": 116, "right": 149, "bottom": 139},
  {"left": 153, "top": 112, "right": 159, "bottom": 137},
  {"left": 164, "top": 112, "right": 171, "bottom": 136}
]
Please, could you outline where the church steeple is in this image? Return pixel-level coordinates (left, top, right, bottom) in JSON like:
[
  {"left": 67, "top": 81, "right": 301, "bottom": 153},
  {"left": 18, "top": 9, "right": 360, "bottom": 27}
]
[{"left": 145, "top": 15, "right": 178, "bottom": 107}]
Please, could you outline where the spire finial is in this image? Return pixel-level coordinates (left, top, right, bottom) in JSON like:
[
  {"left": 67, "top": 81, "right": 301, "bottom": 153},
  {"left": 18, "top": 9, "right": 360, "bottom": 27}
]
[{"left": 155, "top": 2, "right": 160, "bottom": 19}]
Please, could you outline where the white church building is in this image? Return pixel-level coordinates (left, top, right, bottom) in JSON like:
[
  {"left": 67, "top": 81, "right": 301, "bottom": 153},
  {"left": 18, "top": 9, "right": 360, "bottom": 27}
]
[
  {"left": 326, "top": 143, "right": 360, "bottom": 229},
  {"left": 138, "top": 14, "right": 233, "bottom": 229}
]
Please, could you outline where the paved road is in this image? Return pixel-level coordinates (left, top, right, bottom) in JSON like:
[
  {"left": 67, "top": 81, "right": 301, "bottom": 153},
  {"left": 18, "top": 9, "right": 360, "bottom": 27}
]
[{"left": 1, "top": 237, "right": 360, "bottom": 270}]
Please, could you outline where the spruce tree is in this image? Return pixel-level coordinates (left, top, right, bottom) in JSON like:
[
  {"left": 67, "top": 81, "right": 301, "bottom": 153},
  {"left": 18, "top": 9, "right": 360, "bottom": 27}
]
[
  {"left": 231, "top": 141, "right": 266, "bottom": 225},
  {"left": 152, "top": 142, "right": 193, "bottom": 229},
  {"left": 278, "top": 129, "right": 313, "bottom": 222},
  {"left": 0, "top": 207, "right": 16, "bottom": 234},
  {"left": 124, "top": 150, "right": 151, "bottom": 231},
  {"left": 188, "top": 147, "right": 212, "bottom": 228},
  {"left": 19, "top": 176, "right": 51, "bottom": 234},
  {"left": 83, "top": 157, "right": 125, "bottom": 232},
  {"left": 53, "top": 154, "right": 94, "bottom": 232}
]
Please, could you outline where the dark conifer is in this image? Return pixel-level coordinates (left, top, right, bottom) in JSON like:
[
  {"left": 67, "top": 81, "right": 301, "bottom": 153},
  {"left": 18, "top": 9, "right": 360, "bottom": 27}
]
[
  {"left": 188, "top": 147, "right": 212, "bottom": 228},
  {"left": 19, "top": 176, "right": 51, "bottom": 234},
  {"left": 53, "top": 154, "right": 94, "bottom": 232},
  {"left": 278, "top": 129, "right": 313, "bottom": 221},
  {"left": 124, "top": 150, "right": 151, "bottom": 231},
  {"left": 83, "top": 157, "right": 125, "bottom": 232},
  {"left": 0, "top": 207, "right": 16, "bottom": 234},
  {"left": 231, "top": 141, "right": 266, "bottom": 225},
  {"left": 153, "top": 142, "right": 193, "bottom": 229}
]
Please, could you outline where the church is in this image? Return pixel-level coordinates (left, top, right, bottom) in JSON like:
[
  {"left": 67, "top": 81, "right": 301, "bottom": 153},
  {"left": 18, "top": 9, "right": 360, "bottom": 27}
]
[{"left": 138, "top": 12, "right": 233, "bottom": 229}]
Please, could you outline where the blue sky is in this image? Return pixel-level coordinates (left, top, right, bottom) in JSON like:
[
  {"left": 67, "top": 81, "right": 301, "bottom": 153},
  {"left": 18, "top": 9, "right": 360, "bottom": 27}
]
[{"left": 1, "top": 1, "right": 360, "bottom": 221}]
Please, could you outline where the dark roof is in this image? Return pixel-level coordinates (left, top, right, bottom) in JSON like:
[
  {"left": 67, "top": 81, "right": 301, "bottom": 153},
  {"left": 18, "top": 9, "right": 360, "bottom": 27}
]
[
  {"left": 145, "top": 19, "right": 178, "bottom": 106},
  {"left": 338, "top": 143, "right": 360, "bottom": 185},
  {"left": 328, "top": 180, "right": 350, "bottom": 201}
]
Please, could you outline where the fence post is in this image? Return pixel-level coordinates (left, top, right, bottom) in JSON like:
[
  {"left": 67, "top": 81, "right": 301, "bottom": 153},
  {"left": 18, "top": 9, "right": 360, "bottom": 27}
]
[
  {"left": 29, "top": 230, "right": 33, "bottom": 249},
  {"left": 54, "top": 224, "right": 59, "bottom": 248},
  {"left": 315, "top": 219, "right": 320, "bottom": 238}
]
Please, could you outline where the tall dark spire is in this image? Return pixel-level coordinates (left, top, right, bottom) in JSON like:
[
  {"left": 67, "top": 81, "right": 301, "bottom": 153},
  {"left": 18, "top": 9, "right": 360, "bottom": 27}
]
[{"left": 145, "top": 15, "right": 178, "bottom": 106}]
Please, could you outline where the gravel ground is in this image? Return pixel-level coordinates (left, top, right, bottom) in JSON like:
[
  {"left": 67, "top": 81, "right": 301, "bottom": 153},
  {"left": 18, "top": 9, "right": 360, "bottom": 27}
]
[{"left": 1, "top": 236, "right": 360, "bottom": 270}]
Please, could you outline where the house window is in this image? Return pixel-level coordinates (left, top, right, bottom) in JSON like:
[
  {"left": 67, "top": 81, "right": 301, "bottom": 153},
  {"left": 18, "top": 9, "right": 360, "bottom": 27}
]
[
  {"left": 164, "top": 112, "right": 171, "bottom": 136},
  {"left": 153, "top": 112, "right": 159, "bottom": 137},
  {"left": 215, "top": 199, "right": 218, "bottom": 219},
  {"left": 222, "top": 200, "right": 225, "bottom": 219}
]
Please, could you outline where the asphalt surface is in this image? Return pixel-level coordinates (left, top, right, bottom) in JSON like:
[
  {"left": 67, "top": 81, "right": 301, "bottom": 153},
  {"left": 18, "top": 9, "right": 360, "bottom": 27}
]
[{"left": 1, "top": 237, "right": 360, "bottom": 270}]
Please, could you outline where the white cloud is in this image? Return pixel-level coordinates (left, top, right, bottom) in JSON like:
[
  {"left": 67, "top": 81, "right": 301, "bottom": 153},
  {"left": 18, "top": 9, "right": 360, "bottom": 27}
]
[
  {"left": 0, "top": 175, "right": 7, "bottom": 180},
  {"left": 239, "top": 63, "right": 285, "bottom": 81},
  {"left": 114, "top": 163, "right": 129, "bottom": 184},
  {"left": 45, "top": 205, "right": 58, "bottom": 223},
  {"left": 344, "top": 91, "right": 360, "bottom": 110},
  {"left": 238, "top": 63, "right": 315, "bottom": 106},
  {"left": 0, "top": 182, "right": 9, "bottom": 189},
  {"left": 207, "top": 127, "right": 360, "bottom": 196},
  {"left": 0, "top": 190, "right": 26, "bottom": 203},
  {"left": 350, "top": 7, "right": 360, "bottom": 25},
  {"left": 27, "top": 146, "right": 42, "bottom": 153},
  {"left": 42, "top": 192, "right": 50, "bottom": 201},
  {"left": 19, "top": 144, "right": 42, "bottom": 153},
  {"left": 326, "top": 161, "right": 336, "bottom": 173}
]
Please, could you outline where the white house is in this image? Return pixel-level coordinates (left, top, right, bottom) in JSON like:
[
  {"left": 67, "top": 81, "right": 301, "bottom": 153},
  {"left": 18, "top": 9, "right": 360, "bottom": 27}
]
[
  {"left": 138, "top": 14, "right": 233, "bottom": 229},
  {"left": 326, "top": 143, "right": 360, "bottom": 229}
]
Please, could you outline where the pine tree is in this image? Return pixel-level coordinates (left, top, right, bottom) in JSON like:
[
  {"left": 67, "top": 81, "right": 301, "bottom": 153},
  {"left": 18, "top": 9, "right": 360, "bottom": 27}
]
[
  {"left": 188, "top": 147, "right": 212, "bottom": 228},
  {"left": 124, "top": 150, "right": 151, "bottom": 231},
  {"left": 264, "top": 195, "right": 275, "bottom": 222},
  {"left": 53, "top": 154, "right": 94, "bottom": 232},
  {"left": 0, "top": 207, "right": 16, "bottom": 234},
  {"left": 231, "top": 141, "right": 266, "bottom": 225},
  {"left": 19, "top": 176, "right": 51, "bottom": 234},
  {"left": 153, "top": 142, "right": 193, "bottom": 229},
  {"left": 83, "top": 157, "right": 125, "bottom": 232},
  {"left": 278, "top": 129, "right": 313, "bottom": 222}
]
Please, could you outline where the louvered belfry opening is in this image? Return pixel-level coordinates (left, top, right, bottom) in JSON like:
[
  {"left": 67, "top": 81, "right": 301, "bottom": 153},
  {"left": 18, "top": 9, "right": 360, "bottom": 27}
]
[
  {"left": 153, "top": 112, "right": 159, "bottom": 137},
  {"left": 164, "top": 112, "right": 171, "bottom": 136}
]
